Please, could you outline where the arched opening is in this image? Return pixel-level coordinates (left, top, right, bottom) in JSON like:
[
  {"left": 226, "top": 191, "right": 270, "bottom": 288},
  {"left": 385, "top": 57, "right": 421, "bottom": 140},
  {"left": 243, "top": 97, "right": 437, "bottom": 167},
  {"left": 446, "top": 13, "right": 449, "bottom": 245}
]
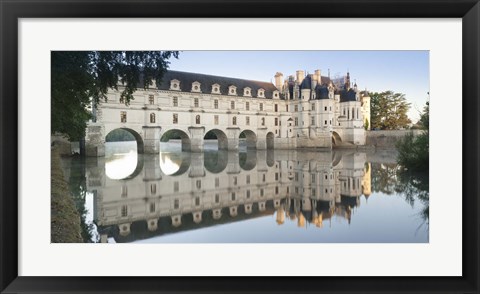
[
  {"left": 204, "top": 129, "right": 228, "bottom": 151},
  {"left": 332, "top": 131, "right": 342, "bottom": 146},
  {"left": 239, "top": 130, "right": 257, "bottom": 150},
  {"left": 160, "top": 129, "right": 191, "bottom": 152},
  {"left": 105, "top": 128, "right": 144, "bottom": 154},
  {"left": 266, "top": 132, "right": 274, "bottom": 149},
  {"left": 104, "top": 128, "right": 144, "bottom": 180}
]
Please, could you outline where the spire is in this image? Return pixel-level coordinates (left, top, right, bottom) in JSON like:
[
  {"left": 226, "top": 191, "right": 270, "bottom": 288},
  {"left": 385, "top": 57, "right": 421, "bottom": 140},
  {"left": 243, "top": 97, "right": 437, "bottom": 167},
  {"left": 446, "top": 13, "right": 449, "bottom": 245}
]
[{"left": 345, "top": 71, "right": 351, "bottom": 90}]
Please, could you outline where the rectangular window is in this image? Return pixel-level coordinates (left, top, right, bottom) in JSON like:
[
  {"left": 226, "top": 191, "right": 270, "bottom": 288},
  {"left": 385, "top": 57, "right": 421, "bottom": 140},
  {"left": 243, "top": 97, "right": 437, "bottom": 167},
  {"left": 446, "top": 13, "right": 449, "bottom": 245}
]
[
  {"left": 174, "top": 199, "right": 179, "bottom": 209},
  {"left": 325, "top": 106, "right": 327, "bottom": 111},
  {"left": 195, "top": 197, "right": 200, "bottom": 206},
  {"left": 215, "top": 177, "right": 220, "bottom": 187},
  {"left": 330, "top": 120, "right": 332, "bottom": 125},
  {"left": 214, "top": 99, "right": 218, "bottom": 109},
  {"left": 120, "top": 111, "right": 127, "bottom": 123},
  {"left": 121, "top": 205, "right": 128, "bottom": 217},
  {"left": 325, "top": 120, "right": 328, "bottom": 125},
  {"left": 311, "top": 117, "right": 315, "bottom": 125},
  {"left": 215, "top": 194, "right": 220, "bottom": 203},
  {"left": 286, "top": 105, "right": 289, "bottom": 112},
  {"left": 121, "top": 185, "right": 128, "bottom": 197},
  {"left": 231, "top": 192, "right": 236, "bottom": 201},
  {"left": 173, "top": 96, "right": 178, "bottom": 107},
  {"left": 246, "top": 175, "right": 250, "bottom": 184},
  {"left": 150, "top": 184, "right": 156, "bottom": 195},
  {"left": 275, "top": 173, "right": 279, "bottom": 181},
  {"left": 231, "top": 101, "right": 235, "bottom": 109},
  {"left": 174, "top": 181, "right": 179, "bottom": 192},
  {"left": 263, "top": 174, "right": 266, "bottom": 182},
  {"left": 275, "top": 118, "right": 278, "bottom": 126},
  {"left": 294, "top": 105, "right": 298, "bottom": 112},
  {"left": 275, "top": 186, "right": 279, "bottom": 194},
  {"left": 261, "top": 118, "right": 265, "bottom": 126},
  {"left": 214, "top": 115, "right": 219, "bottom": 125},
  {"left": 274, "top": 104, "right": 278, "bottom": 112},
  {"left": 149, "top": 94, "right": 154, "bottom": 105},
  {"left": 173, "top": 113, "right": 178, "bottom": 124},
  {"left": 311, "top": 103, "right": 315, "bottom": 110},
  {"left": 312, "top": 174, "right": 316, "bottom": 183},
  {"left": 260, "top": 189, "right": 264, "bottom": 196},
  {"left": 260, "top": 103, "right": 263, "bottom": 111},
  {"left": 246, "top": 102, "right": 250, "bottom": 110},
  {"left": 295, "top": 117, "right": 298, "bottom": 126},
  {"left": 194, "top": 98, "right": 199, "bottom": 108},
  {"left": 246, "top": 116, "right": 250, "bottom": 125},
  {"left": 246, "top": 190, "right": 250, "bottom": 199},
  {"left": 149, "top": 202, "right": 155, "bottom": 213},
  {"left": 233, "top": 176, "right": 237, "bottom": 185},
  {"left": 196, "top": 180, "right": 201, "bottom": 189},
  {"left": 119, "top": 96, "right": 125, "bottom": 104}
]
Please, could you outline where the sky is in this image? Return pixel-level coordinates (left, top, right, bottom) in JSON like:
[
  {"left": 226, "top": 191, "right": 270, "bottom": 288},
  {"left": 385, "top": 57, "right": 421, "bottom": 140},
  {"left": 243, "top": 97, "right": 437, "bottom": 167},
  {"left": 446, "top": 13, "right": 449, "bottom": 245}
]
[{"left": 167, "top": 51, "right": 429, "bottom": 122}]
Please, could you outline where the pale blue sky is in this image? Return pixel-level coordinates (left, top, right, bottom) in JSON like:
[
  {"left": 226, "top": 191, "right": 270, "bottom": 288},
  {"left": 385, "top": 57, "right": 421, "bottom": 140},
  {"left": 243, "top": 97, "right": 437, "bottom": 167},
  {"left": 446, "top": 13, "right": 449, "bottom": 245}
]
[{"left": 168, "top": 51, "right": 429, "bottom": 122}]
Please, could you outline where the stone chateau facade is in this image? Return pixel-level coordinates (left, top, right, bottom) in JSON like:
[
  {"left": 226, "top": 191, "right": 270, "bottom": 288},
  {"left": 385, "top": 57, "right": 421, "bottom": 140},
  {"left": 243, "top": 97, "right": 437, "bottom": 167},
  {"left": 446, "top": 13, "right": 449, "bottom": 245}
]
[{"left": 85, "top": 69, "right": 371, "bottom": 156}]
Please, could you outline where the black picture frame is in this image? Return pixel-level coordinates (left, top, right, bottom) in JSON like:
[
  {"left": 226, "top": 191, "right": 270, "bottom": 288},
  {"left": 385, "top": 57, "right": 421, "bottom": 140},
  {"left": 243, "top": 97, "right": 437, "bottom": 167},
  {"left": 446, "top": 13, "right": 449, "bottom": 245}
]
[{"left": 1, "top": 0, "right": 479, "bottom": 293}]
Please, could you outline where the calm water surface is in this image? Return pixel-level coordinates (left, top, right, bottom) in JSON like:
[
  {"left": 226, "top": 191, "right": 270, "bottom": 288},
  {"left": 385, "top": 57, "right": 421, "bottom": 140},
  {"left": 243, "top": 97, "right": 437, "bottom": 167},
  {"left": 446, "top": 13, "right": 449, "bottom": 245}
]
[{"left": 61, "top": 141, "right": 429, "bottom": 243}]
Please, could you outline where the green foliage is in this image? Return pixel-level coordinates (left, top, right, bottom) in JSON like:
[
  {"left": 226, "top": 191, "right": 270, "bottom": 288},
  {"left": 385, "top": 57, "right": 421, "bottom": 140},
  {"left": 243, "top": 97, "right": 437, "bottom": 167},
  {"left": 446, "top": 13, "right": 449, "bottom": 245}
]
[
  {"left": 51, "top": 51, "right": 179, "bottom": 140},
  {"left": 396, "top": 100, "right": 429, "bottom": 172},
  {"left": 105, "top": 129, "right": 135, "bottom": 142},
  {"left": 364, "top": 118, "right": 369, "bottom": 130},
  {"left": 396, "top": 132, "right": 429, "bottom": 172},
  {"left": 370, "top": 91, "right": 412, "bottom": 130}
]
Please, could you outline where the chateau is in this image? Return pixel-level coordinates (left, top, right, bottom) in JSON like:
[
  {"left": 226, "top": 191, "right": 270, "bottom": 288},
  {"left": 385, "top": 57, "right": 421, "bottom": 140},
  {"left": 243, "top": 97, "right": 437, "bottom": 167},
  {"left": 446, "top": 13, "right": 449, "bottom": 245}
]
[{"left": 86, "top": 69, "right": 371, "bottom": 156}]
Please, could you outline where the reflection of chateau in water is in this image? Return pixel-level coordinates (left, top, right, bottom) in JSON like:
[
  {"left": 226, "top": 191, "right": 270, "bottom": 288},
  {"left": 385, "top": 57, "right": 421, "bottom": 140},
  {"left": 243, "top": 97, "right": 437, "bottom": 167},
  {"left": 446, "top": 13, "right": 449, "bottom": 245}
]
[{"left": 87, "top": 149, "right": 371, "bottom": 243}]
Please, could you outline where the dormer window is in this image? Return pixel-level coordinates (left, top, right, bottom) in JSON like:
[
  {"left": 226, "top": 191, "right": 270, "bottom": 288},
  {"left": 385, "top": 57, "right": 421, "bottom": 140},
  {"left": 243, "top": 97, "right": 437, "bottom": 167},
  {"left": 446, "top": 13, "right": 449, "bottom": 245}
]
[
  {"left": 243, "top": 87, "right": 252, "bottom": 97},
  {"left": 212, "top": 83, "right": 221, "bottom": 94},
  {"left": 228, "top": 85, "right": 237, "bottom": 96},
  {"left": 258, "top": 88, "right": 265, "bottom": 98},
  {"left": 273, "top": 90, "right": 279, "bottom": 99},
  {"left": 170, "top": 79, "right": 180, "bottom": 91},
  {"left": 191, "top": 81, "right": 201, "bottom": 93}
]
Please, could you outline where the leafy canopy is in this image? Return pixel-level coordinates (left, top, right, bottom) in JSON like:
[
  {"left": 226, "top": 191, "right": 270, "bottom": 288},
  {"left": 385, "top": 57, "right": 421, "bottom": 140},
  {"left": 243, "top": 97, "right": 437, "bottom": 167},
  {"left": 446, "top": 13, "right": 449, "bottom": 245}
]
[
  {"left": 51, "top": 51, "right": 179, "bottom": 140},
  {"left": 370, "top": 91, "right": 412, "bottom": 130}
]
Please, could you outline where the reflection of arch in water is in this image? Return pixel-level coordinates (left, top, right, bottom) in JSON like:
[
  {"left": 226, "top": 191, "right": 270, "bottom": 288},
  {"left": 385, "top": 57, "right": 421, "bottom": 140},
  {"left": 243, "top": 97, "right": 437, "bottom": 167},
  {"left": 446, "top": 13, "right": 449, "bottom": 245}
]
[
  {"left": 204, "top": 150, "right": 228, "bottom": 173},
  {"left": 332, "top": 151, "right": 343, "bottom": 167},
  {"left": 240, "top": 130, "right": 257, "bottom": 149},
  {"left": 160, "top": 129, "right": 191, "bottom": 151},
  {"left": 239, "top": 149, "right": 257, "bottom": 171},
  {"left": 332, "top": 131, "right": 342, "bottom": 146},
  {"left": 204, "top": 129, "right": 228, "bottom": 150},
  {"left": 266, "top": 149, "right": 274, "bottom": 167},
  {"left": 105, "top": 152, "right": 144, "bottom": 180},
  {"left": 106, "top": 128, "right": 144, "bottom": 153},
  {"left": 266, "top": 132, "right": 274, "bottom": 149},
  {"left": 159, "top": 152, "right": 191, "bottom": 176}
]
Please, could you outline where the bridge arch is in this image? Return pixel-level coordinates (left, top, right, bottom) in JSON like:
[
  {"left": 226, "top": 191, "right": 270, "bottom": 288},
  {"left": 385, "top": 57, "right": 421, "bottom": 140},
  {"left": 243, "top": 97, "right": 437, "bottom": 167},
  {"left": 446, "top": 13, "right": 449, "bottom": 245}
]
[
  {"left": 332, "top": 131, "right": 342, "bottom": 146},
  {"left": 266, "top": 132, "right": 274, "bottom": 149},
  {"left": 160, "top": 129, "right": 191, "bottom": 152},
  {"left": 204, "top": 129, "right": 228, "bottom": 150},
  {"left": 239, "top": 129, "right": 257, "bottom": 150},
  {"left": 105, "top": 127, "right": 145, "bottom": 154}
]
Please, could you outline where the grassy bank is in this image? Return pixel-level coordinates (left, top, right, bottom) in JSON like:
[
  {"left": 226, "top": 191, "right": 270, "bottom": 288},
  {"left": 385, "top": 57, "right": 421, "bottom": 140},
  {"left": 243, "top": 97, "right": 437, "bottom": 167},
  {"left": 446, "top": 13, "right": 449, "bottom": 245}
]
[{"left": 51, "top": 147, "right": 83, "bottom": 243}]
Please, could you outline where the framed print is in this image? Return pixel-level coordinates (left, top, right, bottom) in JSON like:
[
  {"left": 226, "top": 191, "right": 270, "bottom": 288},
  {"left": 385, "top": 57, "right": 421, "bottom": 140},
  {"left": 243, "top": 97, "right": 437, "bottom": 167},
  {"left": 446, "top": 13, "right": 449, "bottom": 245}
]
[{"left": 1, "top": 0, "right": 479, "bottom": 293}]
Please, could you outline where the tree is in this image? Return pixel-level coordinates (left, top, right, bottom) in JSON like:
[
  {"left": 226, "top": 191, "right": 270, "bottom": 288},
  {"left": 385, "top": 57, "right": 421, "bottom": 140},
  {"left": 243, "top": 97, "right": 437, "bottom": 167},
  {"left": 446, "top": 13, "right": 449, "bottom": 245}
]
[
  {"left": 370, "top": 91, "right": 412, "bottom": 130},
  {"left": 364, "top": 118, "right": 369, "bottom": 130},
  {"left": 51, "top": 51, "right": 179, "bottom": 140},
  {"left": 396, "top": 100, "right": 429, "bottom": 172}
]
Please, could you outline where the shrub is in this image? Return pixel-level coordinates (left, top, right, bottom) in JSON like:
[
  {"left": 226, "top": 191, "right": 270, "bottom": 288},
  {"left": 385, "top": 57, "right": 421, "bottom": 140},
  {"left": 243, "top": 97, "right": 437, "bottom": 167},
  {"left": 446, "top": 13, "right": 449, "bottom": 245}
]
[{"left": 396, "top": 131, "right": 429, "bottom": 172}]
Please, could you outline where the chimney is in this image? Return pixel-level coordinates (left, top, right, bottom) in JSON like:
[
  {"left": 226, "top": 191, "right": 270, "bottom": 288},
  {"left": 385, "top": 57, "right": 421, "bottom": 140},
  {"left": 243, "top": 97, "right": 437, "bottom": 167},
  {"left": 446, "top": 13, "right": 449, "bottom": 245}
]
[
  {"left": 274, "top": 72, "right": 284, "bottom": 92},
  {"left": 296, "top": 70, "right": 305, "bottom": 84}
]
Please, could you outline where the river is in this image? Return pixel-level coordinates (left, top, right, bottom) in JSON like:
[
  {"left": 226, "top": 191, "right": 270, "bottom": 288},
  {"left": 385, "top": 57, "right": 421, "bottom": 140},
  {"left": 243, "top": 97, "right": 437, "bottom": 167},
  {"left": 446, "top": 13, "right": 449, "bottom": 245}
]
[{"left": 60, "top": 141, "right": 429, "bottom": 243}]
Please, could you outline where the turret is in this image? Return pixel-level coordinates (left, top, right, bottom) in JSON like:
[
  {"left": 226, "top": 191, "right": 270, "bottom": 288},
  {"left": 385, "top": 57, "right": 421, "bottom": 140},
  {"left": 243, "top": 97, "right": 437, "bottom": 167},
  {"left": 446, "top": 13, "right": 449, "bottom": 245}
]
[{"left": 345, "top": 71, "right": 351, "bottom": 90}]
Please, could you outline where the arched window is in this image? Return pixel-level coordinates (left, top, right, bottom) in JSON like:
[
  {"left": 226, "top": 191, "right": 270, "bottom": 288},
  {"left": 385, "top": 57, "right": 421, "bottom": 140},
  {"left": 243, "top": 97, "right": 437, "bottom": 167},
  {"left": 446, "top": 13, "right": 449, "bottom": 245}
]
[
  {"left": 196, "top": 115, "right": 200, "bottom": 124},
  {"left": 232, "top": 116, "right": 237, "bottom": 125},
  {"left": 150, "top": 113, "right": 155, "bottom": 123}
]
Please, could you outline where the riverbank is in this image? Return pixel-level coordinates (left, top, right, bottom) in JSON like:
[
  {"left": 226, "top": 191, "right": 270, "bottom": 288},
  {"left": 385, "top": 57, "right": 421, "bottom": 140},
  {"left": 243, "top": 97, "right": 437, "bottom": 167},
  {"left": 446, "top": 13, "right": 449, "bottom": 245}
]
[{"left": 51, "top": 147, "right": 83, "bottom": 243}]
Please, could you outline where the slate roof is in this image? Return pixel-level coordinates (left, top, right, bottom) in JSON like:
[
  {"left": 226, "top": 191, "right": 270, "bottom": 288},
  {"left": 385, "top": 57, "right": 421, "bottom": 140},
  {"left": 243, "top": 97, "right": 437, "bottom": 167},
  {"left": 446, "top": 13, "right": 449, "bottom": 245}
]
[
  {"left": 157, "top": 70, "right": 282, "bottom": 99},
  {"left": 339, "top": 88, "right": 357, "bottom": 102}
]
